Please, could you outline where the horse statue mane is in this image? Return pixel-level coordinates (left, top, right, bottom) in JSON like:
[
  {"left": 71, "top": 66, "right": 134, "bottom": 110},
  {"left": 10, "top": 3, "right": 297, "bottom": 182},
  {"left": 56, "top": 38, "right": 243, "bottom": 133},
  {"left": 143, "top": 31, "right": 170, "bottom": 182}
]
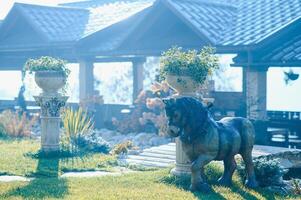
[{"left": 163, "top": 97, "right": 214, "bottom": 142}]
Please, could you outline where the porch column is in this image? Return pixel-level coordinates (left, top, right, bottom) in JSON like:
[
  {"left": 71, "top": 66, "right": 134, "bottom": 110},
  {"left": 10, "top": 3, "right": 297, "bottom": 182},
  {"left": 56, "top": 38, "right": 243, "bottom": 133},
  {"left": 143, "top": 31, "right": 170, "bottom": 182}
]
[
  {"left": 79, "top": 60, "right": 94, "bottom": 102},
  {"left": 244, "top": 67, "right": 268, "bottom": 120},
  {"left": 132, "top": 59, "right": 144, "bottom": 102}
]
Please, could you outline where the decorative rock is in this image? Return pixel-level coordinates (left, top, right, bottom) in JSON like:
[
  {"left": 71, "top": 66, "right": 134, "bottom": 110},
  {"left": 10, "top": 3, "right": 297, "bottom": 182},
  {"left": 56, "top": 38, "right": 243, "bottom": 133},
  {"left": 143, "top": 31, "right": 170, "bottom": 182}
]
[
  {"left": 256, "top": 150, "right": 301, "bottom": 169},
  {"left": 80, "top": 129, "right": 172, "bottom": 152},
  {"left": 264, "top": 179, "right": 301, "bottom": 196}
]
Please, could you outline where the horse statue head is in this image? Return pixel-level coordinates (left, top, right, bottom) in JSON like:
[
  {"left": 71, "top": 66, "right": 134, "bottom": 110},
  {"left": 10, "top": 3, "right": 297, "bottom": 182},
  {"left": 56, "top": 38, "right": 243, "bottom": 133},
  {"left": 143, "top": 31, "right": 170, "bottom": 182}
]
[{"left": 162, "top": 97, "right": 213, "bottom": 142}]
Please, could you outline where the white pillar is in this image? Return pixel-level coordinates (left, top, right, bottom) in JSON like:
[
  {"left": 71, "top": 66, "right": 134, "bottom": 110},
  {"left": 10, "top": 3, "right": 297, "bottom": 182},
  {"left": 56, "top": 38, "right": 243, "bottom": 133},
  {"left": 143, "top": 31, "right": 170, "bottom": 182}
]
[
  {"left": 244, "top": 67, "right": 268, "bottom": 120},
  {"left": 79, "top": 60, "right": 94, "bottom": 102},
  {"left": 132, "top": 60, "right": 144, "bottom": 102}
]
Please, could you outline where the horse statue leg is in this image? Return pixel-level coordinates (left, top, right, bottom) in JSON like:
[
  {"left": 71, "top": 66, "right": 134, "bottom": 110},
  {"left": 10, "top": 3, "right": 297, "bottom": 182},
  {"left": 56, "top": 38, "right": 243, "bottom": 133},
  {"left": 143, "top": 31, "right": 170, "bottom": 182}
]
[
  {"left": 218, "top": 155, "right": 237, "bottom": 186},
  {"left": 190, "top": 155, "right": 214, "bottom": 192},
  {"left": 241, "top": 150, "right": 258, "bottom": 188}
]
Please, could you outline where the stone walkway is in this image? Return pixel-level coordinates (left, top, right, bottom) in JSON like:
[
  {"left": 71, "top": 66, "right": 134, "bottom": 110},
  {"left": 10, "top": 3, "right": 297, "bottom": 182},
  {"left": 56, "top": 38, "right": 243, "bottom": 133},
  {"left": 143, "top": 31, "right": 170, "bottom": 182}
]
[{"left": 125, "top": 142, "right": 298, "bottom": 168}]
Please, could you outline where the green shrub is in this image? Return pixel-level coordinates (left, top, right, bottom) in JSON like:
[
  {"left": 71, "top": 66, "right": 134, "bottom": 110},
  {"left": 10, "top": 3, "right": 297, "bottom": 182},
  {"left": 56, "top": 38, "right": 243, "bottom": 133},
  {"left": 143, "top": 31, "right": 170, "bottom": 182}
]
[
  {"left": 76, "top": 132, "right": 111, "bottom": 154},
  {"left": 0, "top": 123, "right": 7, "bottom": 138},
  {"left": 61, "top": 107, "right": 94, "bottom": 152},
  {"left": 237, "top": 157, "right": 287, "bottom": 186},
  {"left": 0, "top": 110, "right": 37, "bottom": 137},
  {"left": 111, "top": 140, "right": 133, "bottom": 155}
]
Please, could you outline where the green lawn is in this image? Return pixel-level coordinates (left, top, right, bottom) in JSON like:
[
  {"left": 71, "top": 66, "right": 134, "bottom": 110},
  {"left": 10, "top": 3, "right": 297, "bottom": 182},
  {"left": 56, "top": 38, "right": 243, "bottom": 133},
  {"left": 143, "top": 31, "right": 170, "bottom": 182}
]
[
  {"left": 0, "top": 138, "right": 300, "bottom": 199},
  {"left": 0, "top": 170, "right": 299, "bottom": 200},
  {"left": 0, "top": 139, "right": 116, "bottom": 177}
]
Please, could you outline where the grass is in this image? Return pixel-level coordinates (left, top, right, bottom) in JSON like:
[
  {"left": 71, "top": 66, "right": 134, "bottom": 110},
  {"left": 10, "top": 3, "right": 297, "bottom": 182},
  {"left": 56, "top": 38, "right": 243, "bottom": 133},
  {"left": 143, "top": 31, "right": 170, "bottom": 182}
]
[
  {"left": 0, "top": 138, "right": 300, "bottom": 199},
  {"left": 0, "top": 138, "right": 116, "bottom": 177},
  {"left": 0, "top": 169, "right": 299, "bottom": 200}
]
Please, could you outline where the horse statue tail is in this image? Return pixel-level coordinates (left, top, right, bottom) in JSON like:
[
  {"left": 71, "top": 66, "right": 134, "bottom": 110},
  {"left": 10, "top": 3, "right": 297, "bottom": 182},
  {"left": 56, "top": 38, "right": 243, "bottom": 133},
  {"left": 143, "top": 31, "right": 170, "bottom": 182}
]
[
  {"left": 239, "top": 118, "right": 259, "bottom": 188},
  {"left": 239, "top": 118, "right": 256, "bottom": 152}
]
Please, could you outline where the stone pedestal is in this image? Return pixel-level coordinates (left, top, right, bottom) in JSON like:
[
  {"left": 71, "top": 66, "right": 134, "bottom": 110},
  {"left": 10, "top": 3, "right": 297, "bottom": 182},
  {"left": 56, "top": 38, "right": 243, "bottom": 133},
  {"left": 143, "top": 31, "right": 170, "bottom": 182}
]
[
  {"left": 170, "top": 93, "right": 214, "bottom": 177},
  {"left": 171, "top": 138, "right": 191, "bottom": 176},
  {"left": 34, "top": 95, "right": 68, "bottom": 152}
]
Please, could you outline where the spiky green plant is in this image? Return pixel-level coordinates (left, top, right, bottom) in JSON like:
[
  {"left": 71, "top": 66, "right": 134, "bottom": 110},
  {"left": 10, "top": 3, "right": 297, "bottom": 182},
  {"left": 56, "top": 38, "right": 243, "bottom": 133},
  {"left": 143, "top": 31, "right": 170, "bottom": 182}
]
[{"left": 62, "top": 107, "right": 94, "bottom": 152}]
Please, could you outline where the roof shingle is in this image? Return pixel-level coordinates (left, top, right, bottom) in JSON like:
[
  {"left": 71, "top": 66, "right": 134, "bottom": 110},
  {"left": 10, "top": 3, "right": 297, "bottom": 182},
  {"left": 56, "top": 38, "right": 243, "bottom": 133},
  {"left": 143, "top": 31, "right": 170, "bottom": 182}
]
[
  {"left": 11, "top": 1, "right": 153, "bottom": 42},
  {"left": 16, "top": 3, "right": 89, "bottom": 42},
  {"left": 165, "top": 0, "right": 301, "bottom": 46}
]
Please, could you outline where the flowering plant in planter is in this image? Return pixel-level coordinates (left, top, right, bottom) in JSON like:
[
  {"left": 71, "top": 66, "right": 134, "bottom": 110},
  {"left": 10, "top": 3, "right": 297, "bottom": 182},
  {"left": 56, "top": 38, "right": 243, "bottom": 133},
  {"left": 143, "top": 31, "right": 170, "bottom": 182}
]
[
  {"left": 23, "top": 56, "right": 70, "bottom": 94},
  {"left": 23, "top": 56, "right": 70, "bottom": 78},
  {"left": 159, "top": 46, "right": 219, "bottom": 94}
]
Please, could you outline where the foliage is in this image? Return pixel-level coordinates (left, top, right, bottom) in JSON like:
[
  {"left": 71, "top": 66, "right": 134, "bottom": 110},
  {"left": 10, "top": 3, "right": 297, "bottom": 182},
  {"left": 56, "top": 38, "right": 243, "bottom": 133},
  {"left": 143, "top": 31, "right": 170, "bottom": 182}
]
[
  {"left": 159, "top": 46, "right": 219, "bottom": 84},
  {"left": 0, "top": 110, "right": 37, "bottom": 137},
  {"left": 237, "top": 157, "right": 287, "bottom": 187},
  {"left": 76, "top": 131, "right": 111, "bottom": 154},
  {"left": 61, "top": 107, "right": 94, "bottom": 153},
  {"left": 23, "top": 56, "right": 70, "bottom": 78},
  {"left": 111, "top": 140, "right": 133, "bottom": 155},
  {"left": 111, "top": 82, "right": 172, "bottom": 134},
  {"left": 0, "top": 123, "right": 7, "bottom": 138},
  {"left": 292, "top": 179, "right": 301, "bottom": 195}
]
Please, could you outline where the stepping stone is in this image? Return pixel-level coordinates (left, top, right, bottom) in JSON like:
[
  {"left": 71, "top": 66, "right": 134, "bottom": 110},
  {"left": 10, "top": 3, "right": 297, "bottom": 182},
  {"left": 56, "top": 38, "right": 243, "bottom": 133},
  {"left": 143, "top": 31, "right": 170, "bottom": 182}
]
[
  {"left": 61, "top": 171, "right": 122, "bottom": 178},
  {"left": 0, "top": 176, "right": 31, "bottom": 182},
  {"left": 125, "top": 159, "right": 172, "bottom": 168},
  {"left": 127, "top": 155, "right": 175, "bottom": 163},
  {"left": 125, "top": 143, "right": 300, "bottom": 168},
  {"left": 140, "top": 152, "right": 176, "bottom": 160}
]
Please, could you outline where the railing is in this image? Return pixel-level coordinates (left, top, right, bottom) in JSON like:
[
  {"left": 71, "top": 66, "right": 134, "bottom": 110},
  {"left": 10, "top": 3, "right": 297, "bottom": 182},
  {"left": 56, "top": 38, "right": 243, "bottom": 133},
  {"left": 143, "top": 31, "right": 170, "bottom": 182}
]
[
  {"left": 267, "top": 111, "right": 301, "bottom": 149},
  {"left": 268, "top": 111, "right": 301, "bottom": 121}
]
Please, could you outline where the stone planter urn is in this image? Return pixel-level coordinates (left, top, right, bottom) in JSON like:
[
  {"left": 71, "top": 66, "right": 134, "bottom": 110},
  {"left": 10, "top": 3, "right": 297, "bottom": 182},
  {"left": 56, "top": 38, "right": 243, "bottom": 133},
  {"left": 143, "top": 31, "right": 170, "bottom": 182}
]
[
  {"left": 165, "top": 74, "right": 200, "bottom": 96},
  {"left": 35, "top": 71, "right": 66, "bottom": 95},
  {"left": 33, "top": 71, "right": 68, "bottom": 153}
]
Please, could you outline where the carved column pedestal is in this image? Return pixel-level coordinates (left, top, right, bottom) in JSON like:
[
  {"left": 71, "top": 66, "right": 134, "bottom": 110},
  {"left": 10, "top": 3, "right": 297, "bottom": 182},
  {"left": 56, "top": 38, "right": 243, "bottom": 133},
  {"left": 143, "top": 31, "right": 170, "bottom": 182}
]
[
  {"left": 34, "top": 95, "right": 68, "bottom": 152},
  {"left": 171, "top": 138, "right": 191, "bottom": 176}
]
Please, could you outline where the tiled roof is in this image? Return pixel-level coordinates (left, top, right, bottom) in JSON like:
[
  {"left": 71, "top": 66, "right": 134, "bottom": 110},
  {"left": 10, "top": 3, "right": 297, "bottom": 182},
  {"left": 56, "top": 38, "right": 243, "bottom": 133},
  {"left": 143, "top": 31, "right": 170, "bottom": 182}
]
[
  {"left": 82, "top": 0, "right": 153, "bottom": 37},
  {"left": 166, "top": 0, "right": 301, "bottom": 46},
  {"left": 15, "top": 3, "right": 89, "bottom": 42},
  {"left": 60, "top": 0, "right": 148, "bottom": 9},
  {"left": 165, "top": 0, "right": 237, "bottom": 44},
  {"left": 222, "top": 0, "right": 301, "bottom": 46},
  {"left": 262, "top": 35, "right": 301, "bottom": 62},
  {"left": 8, "top": 1, "right": 153, "bottom": 42},
  {"left": 1, "top": 0, "right": 301, "bottom": 53}
]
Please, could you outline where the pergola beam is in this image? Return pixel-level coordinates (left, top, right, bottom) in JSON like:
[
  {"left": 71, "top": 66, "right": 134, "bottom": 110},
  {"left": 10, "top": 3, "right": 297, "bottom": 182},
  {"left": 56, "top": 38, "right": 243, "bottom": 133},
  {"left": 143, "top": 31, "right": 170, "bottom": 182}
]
[{"left": 232, "top": 62, "right": 301, "bottom": 67}]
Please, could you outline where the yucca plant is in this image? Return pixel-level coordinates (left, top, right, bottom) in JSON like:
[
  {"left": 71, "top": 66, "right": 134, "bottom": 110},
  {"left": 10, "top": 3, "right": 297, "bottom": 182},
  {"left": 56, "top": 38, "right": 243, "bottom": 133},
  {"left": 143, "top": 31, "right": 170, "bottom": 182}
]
[{"left": 61, "top": 107, "right": 94, "bottom": 153}]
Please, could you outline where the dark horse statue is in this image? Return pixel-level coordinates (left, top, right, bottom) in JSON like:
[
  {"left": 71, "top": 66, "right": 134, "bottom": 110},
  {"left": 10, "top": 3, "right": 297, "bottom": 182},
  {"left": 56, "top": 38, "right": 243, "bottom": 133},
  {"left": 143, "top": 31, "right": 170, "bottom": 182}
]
[{"left": 163, "top": 97, "right": 258, "bottom": 192}]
